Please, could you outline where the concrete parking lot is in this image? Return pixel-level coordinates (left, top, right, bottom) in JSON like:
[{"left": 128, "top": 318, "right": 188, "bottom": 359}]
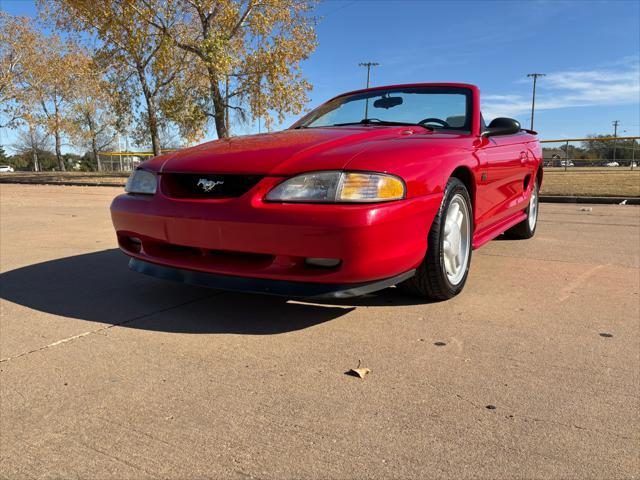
[{"left": 1, "top": 184, "right": 638, "bottom": 479}]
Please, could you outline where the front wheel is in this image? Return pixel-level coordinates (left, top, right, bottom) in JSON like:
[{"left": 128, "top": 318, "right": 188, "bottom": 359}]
[
  {"left": 504, "top": 179, "right": 539, "bottom": 239},
  {"left": 400, "top": 177, "right": 473, "bottom": 301}
]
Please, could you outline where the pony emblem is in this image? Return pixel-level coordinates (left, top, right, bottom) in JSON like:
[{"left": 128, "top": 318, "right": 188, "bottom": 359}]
[{"left": 197, "top": 178, "right": 224, "bottom": 192}]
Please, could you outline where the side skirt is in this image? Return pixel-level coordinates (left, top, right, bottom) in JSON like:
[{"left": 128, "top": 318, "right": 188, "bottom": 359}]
[{"left": 472, "top": 211, "right": 527, "bottom": 249}]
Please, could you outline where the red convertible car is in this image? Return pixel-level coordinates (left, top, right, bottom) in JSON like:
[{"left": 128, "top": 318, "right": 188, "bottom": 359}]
[{"left": 111, "top": 83, "right": 542, "bottom": 300}]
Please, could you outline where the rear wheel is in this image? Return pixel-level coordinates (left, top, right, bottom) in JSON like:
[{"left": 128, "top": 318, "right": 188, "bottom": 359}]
[
  {"left": 400, "top": 177, "right": 473, "bottom": 301},
  {"left": 504, "top": 179, "right": 538, "bottom": 239}
]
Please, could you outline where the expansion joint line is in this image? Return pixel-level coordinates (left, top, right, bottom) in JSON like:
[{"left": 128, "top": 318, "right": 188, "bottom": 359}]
[{"left": 0, "top": 293, "right": 219, "bottom": 363}]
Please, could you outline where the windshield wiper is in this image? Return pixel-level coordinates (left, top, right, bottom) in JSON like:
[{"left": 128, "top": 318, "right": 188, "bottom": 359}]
[{"left": 331, "top": 118, "right": 434, "bottom": 130}]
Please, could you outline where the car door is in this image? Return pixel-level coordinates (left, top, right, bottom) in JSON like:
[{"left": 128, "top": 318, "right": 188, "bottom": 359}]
[{"left": 474, "top": 134, "right": 529, "bottom": 231}]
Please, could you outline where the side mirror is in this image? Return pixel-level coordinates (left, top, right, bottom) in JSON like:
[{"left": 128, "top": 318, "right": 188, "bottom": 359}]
[{"left": 482, "top": 117, "right": 521, "bottom": 137}]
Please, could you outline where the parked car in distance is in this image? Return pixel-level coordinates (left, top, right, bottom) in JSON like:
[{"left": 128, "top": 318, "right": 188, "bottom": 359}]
[
  {"left": 559, "top": 160, "right": 574, "bottom": 167},
  {"left": 0, "top": 165, "right": 14, "bottom": 173},
  {"left": 111, "top": 83, "right": 543, "bottom": 301},
  {"left": 605, "top": 161, "right": 619, "bottom": 167}
]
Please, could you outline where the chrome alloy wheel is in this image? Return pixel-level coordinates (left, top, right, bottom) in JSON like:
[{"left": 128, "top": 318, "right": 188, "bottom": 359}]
[
  {"left": 442, "top": 194, "right": 471, "bottom": 285},
  {"left": 528, "top": 182, "right": 539, "bottom": 230}
]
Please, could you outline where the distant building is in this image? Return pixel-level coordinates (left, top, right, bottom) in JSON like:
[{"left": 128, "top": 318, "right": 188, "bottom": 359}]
[
  {"left": 124, "top": 156, "right": 142, "bottom": 171},
  {"left": 542, "top": 148, "right": 566, "bottom": 167}
]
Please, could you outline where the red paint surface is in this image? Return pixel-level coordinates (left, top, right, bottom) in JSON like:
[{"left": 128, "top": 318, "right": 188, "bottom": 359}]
[{"left": 111, "top": 83, "right": 542, "bottom": 284}]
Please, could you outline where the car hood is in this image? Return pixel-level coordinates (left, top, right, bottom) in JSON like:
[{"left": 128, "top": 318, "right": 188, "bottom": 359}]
[{"left": 147, "top": 127, "right": 467, "bottom": 176}]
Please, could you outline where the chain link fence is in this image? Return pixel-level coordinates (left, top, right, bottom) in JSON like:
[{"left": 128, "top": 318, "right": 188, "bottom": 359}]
[
  {"left": 541, "top": 136, "right": 639, "bottom": 171},
  {"left": 95, "top": 154, "right": 150, "bottom": 172}
]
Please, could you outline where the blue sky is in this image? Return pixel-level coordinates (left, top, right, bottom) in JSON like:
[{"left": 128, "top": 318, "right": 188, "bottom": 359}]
[{"left": 2, "top": 0, "right": 639, "bottom": 150}]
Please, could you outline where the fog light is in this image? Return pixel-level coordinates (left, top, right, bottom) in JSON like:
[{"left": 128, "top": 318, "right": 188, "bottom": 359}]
[
  {"left": 305, "top": 257, "right": 341, "bottom": 268},
  {"left": 127, "top": 236, "right": 142, "bottom": 253}
]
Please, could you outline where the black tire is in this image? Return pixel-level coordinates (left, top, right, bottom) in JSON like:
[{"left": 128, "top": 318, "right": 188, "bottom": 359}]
[
  {"left": 504, "top": 179, "right": 539, "bottom": 239},
  {"left": 400, "top": 177, "right": 473, "bottom": 301}
]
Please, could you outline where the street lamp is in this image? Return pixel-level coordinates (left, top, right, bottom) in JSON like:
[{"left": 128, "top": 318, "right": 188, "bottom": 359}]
[
  {"left": 612, "top": 120, "right": 620, "bottom": 163},
  {"left": 527, "top": 73, "right": 545, "bottom": 131},
  {"left": 358, "top": 62, "right": 380, "bottom": 119},
  {"left": 358, "top": 62, "right": 380, "bottom": 88}
]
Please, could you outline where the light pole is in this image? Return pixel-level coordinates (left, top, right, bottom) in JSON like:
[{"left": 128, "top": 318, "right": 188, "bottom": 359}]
[
  {"left": 359, "top": 62, "right": 379, "bottom": 119},
  {"left": 117, "top": 132, "right": 122, "bottom": 171},
  {"left": 527, "top": 73, "right": 545, "bottom": 131},
  {"left": 358, "top": 61, "right": 380, "bottom": 88},
  {"left": 612, "top": 120, "right": 620, "bottom": 163}
]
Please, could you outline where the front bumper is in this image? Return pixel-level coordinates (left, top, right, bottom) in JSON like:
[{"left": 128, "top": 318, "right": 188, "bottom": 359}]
[
  {"left": 110, "top": 176, "right": 442, "bottom": 286},
  {"left": 130, "top": 257, "right": 416, "bottom": 298}
]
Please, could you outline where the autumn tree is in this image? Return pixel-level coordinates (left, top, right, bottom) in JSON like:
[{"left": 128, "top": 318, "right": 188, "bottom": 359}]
[
  {"left": 0, "top": 13, "right": 89, "bottom": 170},
  {"left": 67, "top": 55, "right": 119, "bottom": 171},
  {"left": 0, "top": 13, "right": 44, "bottom": 171},
  {"left": 136, "top": 0, "right": 317, "bottom": 139},
  {"left": 43, "top": 0, "right": 207, "bottom": 155},
  {"left": 27, "top": 39, "right": 89, "bottom": 171},
  {"left": 0, "top": 14, "right": 43, "bottom": 129},
  {"left": 12, "top": 123, "right": 53, "bottom": 171},
  {"left": 0, "top": 13, "right": 28, "bottom": 128}
]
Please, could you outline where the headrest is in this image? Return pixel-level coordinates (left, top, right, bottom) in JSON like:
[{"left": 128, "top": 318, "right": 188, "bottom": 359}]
[{"left": 446, "top": 115, "right": 466, "bottom": 128}]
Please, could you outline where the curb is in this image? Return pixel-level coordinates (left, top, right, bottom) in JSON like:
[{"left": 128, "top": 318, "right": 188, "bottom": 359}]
[
  {"left": 0, "top": 180, "right": 125, "bottom": 188},
  {"left": 540, "top": 195, "right": 640, "bottom": 205}
]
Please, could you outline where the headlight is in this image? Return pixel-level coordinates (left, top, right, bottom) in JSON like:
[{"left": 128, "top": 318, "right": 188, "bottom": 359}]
[
  {"left": 125, "top": 170, "right": 157, "bottom": 195},
  {"left": 265, "top": 171, "right": 405, "bottom": 203}
]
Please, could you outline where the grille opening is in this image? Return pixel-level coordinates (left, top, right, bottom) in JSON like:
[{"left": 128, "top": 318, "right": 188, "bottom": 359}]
[
  {"left": 143, "top": 241, "right": 275, "bottom": 269},
  {"left": 209, "top": 249, "right": 274, "bottom": 262},
  {"left": 161, "top": 243, "right": 202, "bottom": 255},
  {"left": 162, "top": 173, "right": 263, "bottom": 199}
]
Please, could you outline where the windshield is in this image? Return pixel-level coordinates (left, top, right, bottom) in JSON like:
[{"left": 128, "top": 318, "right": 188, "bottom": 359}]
[{"left": 297, "top": 86, "right": 473, "bottom": 132}]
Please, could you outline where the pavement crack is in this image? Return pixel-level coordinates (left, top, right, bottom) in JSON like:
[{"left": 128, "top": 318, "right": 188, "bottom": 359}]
[
  {"left": 539, "top": 219, "right": 640, "bottom": 227},
  {"left": 0, "top": 293, "right": 219, "bottom": 363},
  {"left": 233, "top": 468, "right": 265, "bottom": 479},
  {"left": 77, "top": 441, "right": 161, "bottom": 478},
  {"left": 558, "top": 264, "right": 607, "bottom": 302},
  {"left": 454, "top": 393, "right": 483, "bottom": 409},
  {"left": 95, "top": 416, "right": 176, "bottom": 448},
  {"left": 477, "top": 251, "right": 639, "bottom": 269},
  {"left": 520, "top": 415, "right": 637, "bottom": 441}
]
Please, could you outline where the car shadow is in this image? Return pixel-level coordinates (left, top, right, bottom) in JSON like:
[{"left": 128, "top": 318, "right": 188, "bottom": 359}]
[{"left": 0, "top": 249, "right": 425, "bottom": 335}]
